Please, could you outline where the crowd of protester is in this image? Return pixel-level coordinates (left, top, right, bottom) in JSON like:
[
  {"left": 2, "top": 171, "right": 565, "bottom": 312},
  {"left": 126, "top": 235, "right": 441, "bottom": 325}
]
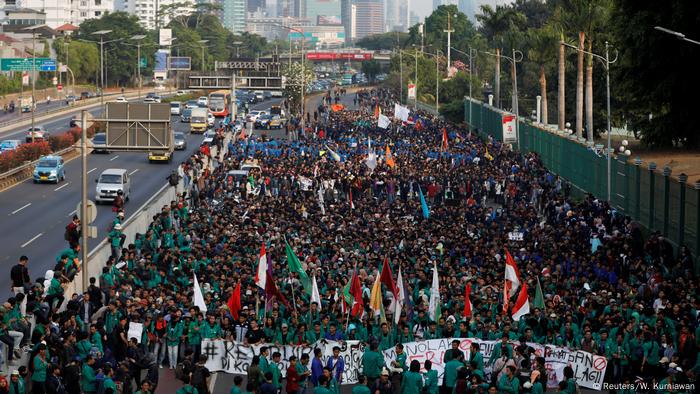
[{"left": 1, "top": 87, "right": 698, "bottom": 394}]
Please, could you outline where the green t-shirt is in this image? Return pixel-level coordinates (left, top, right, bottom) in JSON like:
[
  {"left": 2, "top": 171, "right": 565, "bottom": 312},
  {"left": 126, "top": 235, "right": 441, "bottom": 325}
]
[
  {"left": 362, "top": 350, "right": 385, "bottom": 378},
  {"left": 423, "top": 370, "right": 438, "bottom": 394},
  {"left": 315, "top": 387, "right": 332, "bottom": 394},
  {"left": 81, "top": 364, "right": 97, "bottom": 392},
  {"left": 31, "top": 355, "right": 47, "bottom": 382},
  {"left": 352, "top": 386, "right": 371, "bottom": 394},
  {"left": 176, "top": 385, "right": 199, "bottom": 394},
  {"left": 401, "top": 371, "right": 423, "bottom": 394},
  {"left": 443, "top": 360, "right": 462, "bottom": 388}
]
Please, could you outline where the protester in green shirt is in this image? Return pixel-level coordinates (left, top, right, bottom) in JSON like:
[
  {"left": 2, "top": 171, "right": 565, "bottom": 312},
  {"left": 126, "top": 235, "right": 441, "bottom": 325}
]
[
  {"left": 422, "top": 360, "right": 439, "bottom": 394},
  {"left": 443, "top": 351, "right": 464, "bottom": 393},
  {"left": 8, "top": 370, "right": 26, "bottom": 394},
  {"left": 270, "top": 351, "right": 282, "bottom": 389},
  {"left": 230, "top": 376, "right": 244, "bottom": 394},
  {"left": 362, "top": 341, "right": 385, "bottom": 383},
  {"left": 259, "top": 346, "right": 271, "bottom": 376},
  {"left": 353, "top": 375, "right": 372, "bottom": 394},
  {"left": 469, "top": 342, "right": 484, "bottom": 372},
  {"left": 102, "top": 365, "right": 118, "bottom": 393},
  {"left": 497, "top": 365, "right": 519, "bottom": 394},
  {"left": 81, "top": 355, "right": 98, "bottom": 394},
  {"left": 31, "top": 344, "right": 49, "bottom": 392},
  {"left": 401, "top": 360, "right": 424, "bottom": 394},
  {"left": 177, "top": 375, "right": 199, "bottom": 394},
  {"left": 315, "top": 376, "right": 332, "bottom": 394}
]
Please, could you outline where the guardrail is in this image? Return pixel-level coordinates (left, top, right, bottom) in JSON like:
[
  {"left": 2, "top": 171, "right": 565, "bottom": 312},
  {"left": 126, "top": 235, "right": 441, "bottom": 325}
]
[{"left": 0, "top": 146, "right": 79, "bottom": 190}]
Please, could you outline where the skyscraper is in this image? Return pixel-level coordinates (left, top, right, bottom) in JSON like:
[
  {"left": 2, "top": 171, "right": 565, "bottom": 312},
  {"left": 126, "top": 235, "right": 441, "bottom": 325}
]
[
  {"left": 353, "top": 0, "right": 383, "bottom": 39},
  {"left": 458, "top": 0, "right": 476, "bottom": 21},
  {"left": 385, "top": 0, "right": 399, "bottom": 32},
  {"left": 221, "top": 0, "right": 246, "bottom": 33},
  {"left": 306, "top": 0, "right": 341, "bottom": 25}
]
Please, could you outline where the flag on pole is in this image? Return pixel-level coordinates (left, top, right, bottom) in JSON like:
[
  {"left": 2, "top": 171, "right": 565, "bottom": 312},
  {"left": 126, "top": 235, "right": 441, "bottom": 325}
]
[
  {"left": 379, "top": 258, "right": 398, "bottom": 297},
  {"left": 502, "top": 280, "right": 511, "bottom": 315},
  {"left": 349, "top": 188, "right": 355, "bottom": 210},
  {"left": 534, "top": 277, "right": 545, "bottom": 311},
  {"left": 325, "top": 145, "right": 341, "bottom": 162},
  {"left": 418, "top": 185, "right": 430, "bottom": 219},
  {"left": 285, "top": 239, "right": 312, "bottom": 294},
  {"left": 193, "top": 273, "right": 208, "bottom": 313},
  {"left": 484, "top": 147, "right": 494, "bottom": 161},
  {"left": 385, "top": 145, "right": 396, "bottom": 169},
  {"left": 463, "top": 283, "right": 473, "bottom": 318},
  {"left": 374, "top": 103, "right": 381, "bottom": 118},
  {"left": 428, "top": 263, "right": 441, "bottom": 321},
  {"left": 254, "top": 243, "right": 268, "bottom": 290},
  {"left": 311, "top": 275, "right": 322, "bottom": 311},
  {"left": 441, "top": 127, "right": 449, "bottom": 151},
  {"left": 227, "top": 282, "right": 242, "bottom": 319},
  {"left": 512, "top": 282, "right": 530, "bottom": 321},
  {"left": 369, "top": 272, "right": 383, "bottom": 316},
  {"left": 505, "top": 250, "right": 521, "bottom": 297},
  {"left": 394, "top": 266, "right": 406, "bottom": 324},
  {"left": 349, "top": 269, "right": 364, "bottom": 317},
  {"left": 264, "top": 266, "right": 290, "bottom": 309}
]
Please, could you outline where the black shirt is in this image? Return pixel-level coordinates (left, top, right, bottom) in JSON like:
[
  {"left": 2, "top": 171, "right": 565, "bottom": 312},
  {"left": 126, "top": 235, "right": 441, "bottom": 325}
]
[
  {"left": 245, "top": 327, "right": 264, "bottom": 344},
  {"left": 10, "top": 263, "right": 29, "bottom": 287}
]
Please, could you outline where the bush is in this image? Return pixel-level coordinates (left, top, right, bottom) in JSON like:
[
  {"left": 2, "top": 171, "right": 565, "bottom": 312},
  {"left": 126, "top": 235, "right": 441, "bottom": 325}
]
[
  {"left": 49, "top": 133, "right": 75, "bottom": 151},
  {"left": 0, "top": 141, "right": 51, "bottom": 173}
]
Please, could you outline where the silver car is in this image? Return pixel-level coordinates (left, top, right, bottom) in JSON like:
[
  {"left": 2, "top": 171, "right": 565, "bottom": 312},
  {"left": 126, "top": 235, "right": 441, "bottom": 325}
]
[{"left": 174, "top": 132, "right": 186, "bottom": 150}]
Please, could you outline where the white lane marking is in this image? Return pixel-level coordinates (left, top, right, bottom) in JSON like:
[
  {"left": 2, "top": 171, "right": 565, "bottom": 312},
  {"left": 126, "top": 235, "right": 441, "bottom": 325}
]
[
  {"left": 10, "top": 203, "right": 31, "bottom": 215},
  {"left": 68, "top": 210, "right": 76, "bottom": 217},
  {"left": 129, "top": 169, "right": 139, "bottom": 175},
  {"left": 21, "top": 233, "right": 43, "bottom": 248},
  {"left": 54, "top": 182, "right": 70, "bottom": 191},
  {"left": 110, "top": 155, "right": 120, "bottom": 161},
  {"left": 87, "top": 167, "right": 97, "bottom": 174}
]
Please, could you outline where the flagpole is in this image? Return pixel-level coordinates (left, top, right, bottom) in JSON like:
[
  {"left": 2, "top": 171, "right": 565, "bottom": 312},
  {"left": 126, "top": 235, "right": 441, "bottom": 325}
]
[
  {"left": 290, "top": 278, "right": 299, "bottom": 315},
  {"left": 345, "top": 262, "right": 358, "bottom": 332}
]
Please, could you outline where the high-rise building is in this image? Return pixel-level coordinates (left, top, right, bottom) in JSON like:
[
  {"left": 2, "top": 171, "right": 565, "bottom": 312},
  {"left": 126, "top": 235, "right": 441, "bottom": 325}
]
[
  {"left": 248, "top": 0, "right": 265, "bottom": 13},
  {"left": 306, "top": 0, "right": 341, "bottom": 26},
  {"left": 221, "top": 0, "right": 246, "bottom": 32},
  {"left": 384, "top": 0, "right": 398, "bottom": 32},
  {"left": 17, "top": 0, "right": 115, "bottom": 28},
  {"left": 458, "top": 0, "right": 475, "bottom": 21},
  {"left": 397, "top": 0, "right": 409, "bottom": 31},
  {"left": 352, "top": 0, "right": 382, "bottom": 39},
  {"left": 115, "top": 0, "right": 195, "bottom": 30}
]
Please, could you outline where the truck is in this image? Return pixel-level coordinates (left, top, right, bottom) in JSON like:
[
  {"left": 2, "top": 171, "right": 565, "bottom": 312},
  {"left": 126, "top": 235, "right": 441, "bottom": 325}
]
[
  {"left": 190, "top": 107, "right": 208, "bottom": 134},
  {"left": 20, "top": 96, "right": 34, "bottom": 113}
]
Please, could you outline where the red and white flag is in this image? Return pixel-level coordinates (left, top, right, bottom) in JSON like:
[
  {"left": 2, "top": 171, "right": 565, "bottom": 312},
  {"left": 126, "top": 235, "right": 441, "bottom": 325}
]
[
  {"left": 349, "top": 189, "right": 355, "bottom": 210},
  {"left": 463, "top": 283, "right": 472, "bottom": 318},
  {"left": 504, "top": 250, "right": 521, "bottom": 297},
  {"left": 254, "top": 243, "right": 268, "bottom": 289},
  {"left": 512, "top": 282, "right": 530, "bottom": 321},
  {"left": 441, "top": 127, "right": 449, "bottom": 150}
]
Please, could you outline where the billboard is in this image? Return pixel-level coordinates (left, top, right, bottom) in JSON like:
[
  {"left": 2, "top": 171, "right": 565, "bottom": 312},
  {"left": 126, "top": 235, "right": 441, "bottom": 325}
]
[
  {"left": 159, "top": 29, "right": 172, "bottom": 46},
  {"left": 168, "top": 57, "right": 191, "bottom": 70},
  {"left": 155, "top": 50, "right": 168, "bottom": 72},
  {"left": 306, "top": 52, "right": 373, "bottom": 61},
  {"left": 104, "top": 103, "right": 172, "bottom": 151},
  {"left": 318, "top": 15, "right": 342, "bottom": 25},
  {"left": 502, "top": 115, "right": 517, "bottom": 143}
]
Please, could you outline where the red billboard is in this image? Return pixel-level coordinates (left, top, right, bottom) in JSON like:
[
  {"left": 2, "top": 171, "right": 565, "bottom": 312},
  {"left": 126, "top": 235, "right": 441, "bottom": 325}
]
[{"left": 306, "top": 52, "right": 374, "bottom": 61}]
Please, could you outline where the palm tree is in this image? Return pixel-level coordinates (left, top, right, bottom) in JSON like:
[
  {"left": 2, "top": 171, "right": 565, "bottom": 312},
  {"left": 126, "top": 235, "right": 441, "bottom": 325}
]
[
  {"left": 477, "top": 5, "right": 526, "bottom": 109},
  {"left": 527, "top": 27, "right": 557, "bottom": 125}
]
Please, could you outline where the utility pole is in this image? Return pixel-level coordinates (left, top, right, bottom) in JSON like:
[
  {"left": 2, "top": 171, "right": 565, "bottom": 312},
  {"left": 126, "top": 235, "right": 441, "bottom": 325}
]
[
  {"left": 444, "top": 14, "right": 454, "bottom": 75},
  {"left": 399, "top": 49, "right": 403, "bottom": 103},
  {"left": 231, "top": 71, "right": 237, "bottom": 122},
  {"left": 80, "top": 110, "right": 88, "bottom": 291},
  {"left": 31, "top": 29, "right": 36, "bottom": 142}
]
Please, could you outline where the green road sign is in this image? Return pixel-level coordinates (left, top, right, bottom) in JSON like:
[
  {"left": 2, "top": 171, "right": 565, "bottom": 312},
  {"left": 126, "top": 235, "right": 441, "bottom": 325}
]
[
  {"left": 0, "top": 58, "right": 57, "bottom": 71},
  {"left": 140, "top": 57, "right": 147, "bottom": 68}
]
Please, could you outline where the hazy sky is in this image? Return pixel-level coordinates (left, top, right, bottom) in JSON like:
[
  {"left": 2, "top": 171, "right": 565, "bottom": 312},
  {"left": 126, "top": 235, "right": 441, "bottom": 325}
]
[{"left": 413, "top": 0, "right": 514, "bottom": 21}]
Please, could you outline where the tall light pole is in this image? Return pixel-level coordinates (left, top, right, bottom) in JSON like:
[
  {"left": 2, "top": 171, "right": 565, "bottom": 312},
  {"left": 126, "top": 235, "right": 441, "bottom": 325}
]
[
  {"left": 23, "top": 25, "right": 46, "bottom": 142},
  {"left": 654, "top": 26, "right": 700, "bottom": 46},
  {"left": 400, "top": 48, "right": 419, "bottom": 108},
  {"left": 436, "top": 49, "right": 441, "bottom": 113},
  {"left": 444, "top": 14, "right": 455, "bottom": 74},
  {"left": 451, "top": 46, "right": 476, "bottom": 132},
  {"left": 562, "top": 41, "right": 618, "bottom": 202},
  {"left": 92, "top": 30, "right": 112, "bottom": 108},
  {"left": 198, "top": 39, "right": 209, "bottom": 71},
  {"left": 483, "top": 49, "right": 523, "bottom": 149},
  {"left": 233, "top": 41, "right": 243, "bottom": 58},
  {"left": 131, "top": 35, "right": 146, "bottom": 99}
]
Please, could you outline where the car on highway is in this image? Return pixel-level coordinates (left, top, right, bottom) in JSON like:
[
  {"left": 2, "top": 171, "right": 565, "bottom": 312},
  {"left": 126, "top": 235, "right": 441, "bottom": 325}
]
[
  {"left": 170, "top": 102, "right": 182, "bottom": 115},
  {"left": 202, "top": 130, "right": 216, "bottom": 145},
  {"left": 65, "top": 95, "right": 78, "bottom": 104},
  {"left": 174, "top": 132, "right": 186, "bottom": 150},
  {"left": 114, "top": 96, "right": 128, "bottom": 103},
  {"left": 143, "top": 97, "right": 157, "bottom": 103},
  {"left": 25, "top": 126, "right": 48, "bottom": 142},
  {"left": 197, "top": 96, "right": 208, "bottom": 106},
  {"left": 33, "top": 155, "right": 65, "bottom": 184},
  {"left": 263, "top": 91, "right": 272, "bottom": 100},
  {"left": 146, "top": 92, "right": 156, "bottom": 99},
  {"left": 80, "top": 91, "right": 94, "bottom": 100},
  {"left": 180, "top": 108, "right": 192, "bottom": 123},
  {"left": 254, "top": 91, "right": 265, "bottom": 101},
  {"left": 207, "top": 112, "right": 215, "bottom": 128},
  {"left": 246, "top": 110, "right": 267, "bottom": 123},
  {"left": 225, "top": 169, "right": 250, "bottom": 187},
  {"left": 0, "top": 139, "right": 21, "bottom": 152},
  {"left": 92, "top": 133, "right": 109, "bottom": 153},
  {"left": 266, "top": 115, "right": 285, "bottom": 129},
  {"left": 152, "top": 95, "right": 162, "bottom": 103},
  {"left": 185, "top": 100, "right": 198, "bottom": 109},
  {"left": 95, "top": 168, "right": 131, "bottom": 203},
  {"left": 255, "top": 114, "right": 271, "bottom": 129},
  {"left": 176, "top": 90, "right": 190, "bottom": 95}
]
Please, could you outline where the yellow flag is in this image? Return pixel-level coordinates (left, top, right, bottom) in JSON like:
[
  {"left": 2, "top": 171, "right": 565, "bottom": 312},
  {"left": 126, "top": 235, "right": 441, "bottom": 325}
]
[{"left": 369, "top": 272, "right": 382, "bottom": 316}]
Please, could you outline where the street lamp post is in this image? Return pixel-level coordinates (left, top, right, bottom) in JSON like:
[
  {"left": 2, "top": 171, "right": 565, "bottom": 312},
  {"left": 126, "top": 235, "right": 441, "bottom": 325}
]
[
  {"left": 482, "top": 49, "right": 523, "bottom": 149},
  {"left": 450, "top": 46, "right": 476, "bottom": 132},
  {"left": 198, "top": 39, "right": 209, "bottom": 71},
  {"left": 436, "top": 49, "right": 441, "bottom": 113},
  {"left": 92, "top": 30, "right": 112, "bottom": 108},
  {"left": 654, "top": 26, "right": 700, "bottom": 46},
  {"left": 23, "top": 25, "right": 46, "bottom": 142},
  {"left": 561, "top": 40, "right": 618, "bottom": 202},
  {"left": 233, "top": 41, "right": 243, "bottom": 58},
  {"left": 131, "top": 35, "right": 146, "bottom": 99}
]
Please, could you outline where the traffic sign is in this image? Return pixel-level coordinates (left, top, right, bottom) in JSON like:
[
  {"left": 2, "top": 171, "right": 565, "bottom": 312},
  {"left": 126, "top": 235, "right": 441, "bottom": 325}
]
[
  {"left": 139, "top": 57, "right": 147, "bottom": 68},
  {"left": 57, "top": 84, "right": 63, "bottom": 92},
  {"left": 76, "top": 200, "right": 97, "bottom": 224},
  {"left": 0, "top": 58, "right": 57, "bottom": 71},
  {"left": 52, "top": 77, "right": 58, "bottom": 85}
]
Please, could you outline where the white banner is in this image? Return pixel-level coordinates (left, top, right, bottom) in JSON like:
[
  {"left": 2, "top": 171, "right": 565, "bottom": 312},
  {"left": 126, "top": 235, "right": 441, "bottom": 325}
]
[
  {"left": 394, "top": 103, "right": 410, "bottom": 122},
  {"left": 378, "top": 114, "right": 391, "bottom": 129},
  {"left": 202, "top": 338, "right": 607, "bottom": 390},
  {"left": 128, "top": 322, "right": 143, "bottom": 343},
  {"left": 159, "top": 28, "right": 172, "bottom": 46},
  {"left": 502, "top": 114, "right": 517, "bottom": 143},
  {"left": 407, "top": 83, "right": 416, "bottom": 100}
]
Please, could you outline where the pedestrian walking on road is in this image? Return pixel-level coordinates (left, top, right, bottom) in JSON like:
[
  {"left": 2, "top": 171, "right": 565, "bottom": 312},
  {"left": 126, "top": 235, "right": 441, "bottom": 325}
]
[
  {"left": 64, "top": 215, "right": 81, "bottom": 247},
  {"left": 10, "top": 256, "right": 30, "bottom": 295}
]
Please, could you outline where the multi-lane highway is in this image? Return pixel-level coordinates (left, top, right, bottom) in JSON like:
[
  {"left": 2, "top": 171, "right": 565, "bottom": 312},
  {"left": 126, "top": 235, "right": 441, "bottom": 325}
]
[{"left": 0, "top": 96, "right": 281, "bottom": 295}]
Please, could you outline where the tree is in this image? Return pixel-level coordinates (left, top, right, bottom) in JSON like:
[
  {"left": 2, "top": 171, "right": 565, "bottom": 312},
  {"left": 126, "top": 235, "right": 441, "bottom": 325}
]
[
  {"left": 477, "top": 4, "right": 527, "bottom": 109},
  {"left": 78, "top": 12, "right": 152, "bottom": 87},
  {"left": 53, "top": 37, "right": 99, "bottom": 83},
  {"left": 361, "top": 60, "right": 381, "bottom": 82},
  {"left": 611, "top": 0, "right": 700, "bottom": 147},
  {"left": 527, "top": 26, "right": 557, "bottom": 125},
  {"left": 356, "top": 32, "right": 410, "bottom": 50},
  {"left": 282, "top": 62, "right": 314, "bottom": 116}
]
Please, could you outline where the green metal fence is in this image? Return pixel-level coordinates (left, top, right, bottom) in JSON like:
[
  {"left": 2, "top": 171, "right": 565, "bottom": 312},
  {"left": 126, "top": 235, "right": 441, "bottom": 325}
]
[{"left": 464, "top": 97, "right": 700, "bottom": 264}]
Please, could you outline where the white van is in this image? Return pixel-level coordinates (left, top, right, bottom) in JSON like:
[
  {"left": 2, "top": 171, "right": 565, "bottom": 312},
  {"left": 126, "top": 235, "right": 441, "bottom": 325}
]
[{"left": 95, "top": 168, "right": 131, "bottom": 203}]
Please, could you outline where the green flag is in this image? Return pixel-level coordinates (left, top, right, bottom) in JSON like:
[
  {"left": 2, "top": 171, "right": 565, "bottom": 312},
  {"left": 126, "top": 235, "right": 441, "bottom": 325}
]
[
  {"left": 285, "top": 239, "right": 312, "bottom": 295},
  {"left": 534, "top": 277, "right": 545, "bottom": 311}
]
